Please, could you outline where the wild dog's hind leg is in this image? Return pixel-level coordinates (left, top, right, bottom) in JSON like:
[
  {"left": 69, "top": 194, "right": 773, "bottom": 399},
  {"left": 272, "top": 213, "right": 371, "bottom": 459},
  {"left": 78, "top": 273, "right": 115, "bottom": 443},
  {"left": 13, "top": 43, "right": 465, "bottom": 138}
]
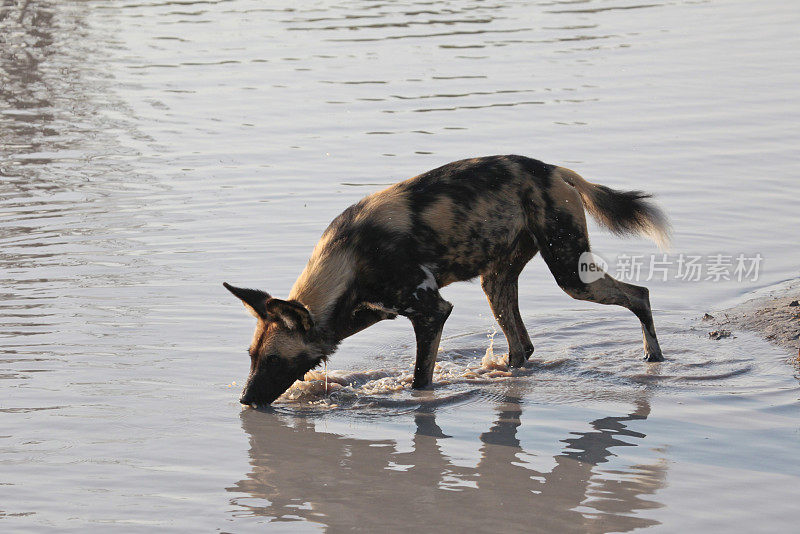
[
  {"left": 481, "top": 233, "right": 539, "bottom": 367},
  {"left": 562, "top": 274, "right": 664, "bottom": 361},
  {"left": 532, "top": 184, "right": 664, "bottom": 361}
]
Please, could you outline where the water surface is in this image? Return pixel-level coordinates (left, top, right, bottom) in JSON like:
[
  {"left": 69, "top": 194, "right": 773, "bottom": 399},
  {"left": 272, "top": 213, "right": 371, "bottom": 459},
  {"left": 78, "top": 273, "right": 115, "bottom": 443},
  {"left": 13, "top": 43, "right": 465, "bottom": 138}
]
[{"left": 2, "top": 0, "right": 799, "bottom": 531}]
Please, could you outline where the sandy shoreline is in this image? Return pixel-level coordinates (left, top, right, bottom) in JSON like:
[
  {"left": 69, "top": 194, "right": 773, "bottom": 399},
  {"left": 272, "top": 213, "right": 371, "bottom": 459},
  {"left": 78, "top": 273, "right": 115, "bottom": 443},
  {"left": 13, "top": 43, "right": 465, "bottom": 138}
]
[{"left": 706, "top": 280, "right": 800, "bottom": 356}]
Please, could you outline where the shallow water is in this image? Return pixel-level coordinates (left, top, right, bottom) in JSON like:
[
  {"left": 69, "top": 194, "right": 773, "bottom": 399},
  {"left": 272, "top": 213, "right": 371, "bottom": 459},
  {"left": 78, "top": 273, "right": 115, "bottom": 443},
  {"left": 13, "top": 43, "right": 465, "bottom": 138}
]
[{"left": 2, "top": 0, "right": 799, "bottom": 531}]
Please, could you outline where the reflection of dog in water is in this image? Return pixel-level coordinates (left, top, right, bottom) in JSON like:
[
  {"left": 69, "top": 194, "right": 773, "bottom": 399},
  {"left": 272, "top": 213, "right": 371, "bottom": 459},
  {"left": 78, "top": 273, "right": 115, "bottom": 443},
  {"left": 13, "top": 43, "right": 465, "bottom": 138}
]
[
  {"left": 224, "top": 155, "right": 670, "bottom": 406},
  {"left": 228, "top": 394, "right": 666, "bottom": 531}
]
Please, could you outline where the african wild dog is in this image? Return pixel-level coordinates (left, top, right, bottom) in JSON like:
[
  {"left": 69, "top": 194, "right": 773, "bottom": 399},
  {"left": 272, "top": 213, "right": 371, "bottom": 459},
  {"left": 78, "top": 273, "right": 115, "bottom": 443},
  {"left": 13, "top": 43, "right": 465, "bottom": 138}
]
[{"left": 224, "top": 155, "right": 670, "bottom": 407}]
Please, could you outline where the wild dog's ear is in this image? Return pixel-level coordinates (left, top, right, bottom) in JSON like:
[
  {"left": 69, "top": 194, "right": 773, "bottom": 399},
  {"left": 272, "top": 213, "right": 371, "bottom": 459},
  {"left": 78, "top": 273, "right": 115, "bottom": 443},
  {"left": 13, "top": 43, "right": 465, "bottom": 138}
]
[
  {"left": 223, "top": 282, "right": 271, "bottom": 320},
  {"left": 264, "top": 298, "right": 314, "bottom": 332}
]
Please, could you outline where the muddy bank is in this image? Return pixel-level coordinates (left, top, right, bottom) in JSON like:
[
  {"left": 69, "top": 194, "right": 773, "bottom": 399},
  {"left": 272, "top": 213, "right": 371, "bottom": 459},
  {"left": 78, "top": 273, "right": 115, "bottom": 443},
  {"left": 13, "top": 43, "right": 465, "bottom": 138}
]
[{"left": 706, "top": 281, "right": 800, "bottom": 354}]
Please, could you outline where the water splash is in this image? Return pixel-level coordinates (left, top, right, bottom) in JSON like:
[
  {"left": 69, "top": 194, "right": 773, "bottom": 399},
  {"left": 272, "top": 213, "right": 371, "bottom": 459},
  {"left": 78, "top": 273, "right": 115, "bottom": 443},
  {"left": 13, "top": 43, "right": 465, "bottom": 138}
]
[{"left": 278, "top": 329, "right": 516, "bottom": 408}]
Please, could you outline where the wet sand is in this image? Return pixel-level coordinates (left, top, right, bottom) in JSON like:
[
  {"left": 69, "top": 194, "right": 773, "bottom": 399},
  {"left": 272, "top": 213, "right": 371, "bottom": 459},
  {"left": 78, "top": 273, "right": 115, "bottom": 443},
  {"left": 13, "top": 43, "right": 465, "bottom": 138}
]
[{"left": 707, "top": 280, "right": 800, "bottom": 355}]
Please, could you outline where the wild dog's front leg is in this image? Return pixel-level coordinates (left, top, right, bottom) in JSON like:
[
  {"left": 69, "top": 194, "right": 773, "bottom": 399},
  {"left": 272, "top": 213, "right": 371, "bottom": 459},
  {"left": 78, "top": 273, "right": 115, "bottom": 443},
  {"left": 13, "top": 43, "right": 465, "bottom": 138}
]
[
  {"left": 384, "top": 264, "right": 453, "bottom": 388},
  {"left": 410, "top": 299, "right": 453, "bottom": 389}
]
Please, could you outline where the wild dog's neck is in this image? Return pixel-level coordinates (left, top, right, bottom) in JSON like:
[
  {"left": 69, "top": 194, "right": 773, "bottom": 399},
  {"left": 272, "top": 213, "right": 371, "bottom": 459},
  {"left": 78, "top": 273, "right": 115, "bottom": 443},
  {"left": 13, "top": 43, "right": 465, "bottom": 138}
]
[
  {"left": 291, "top": 260, "right": 386, "bottom": 345},
  {"left": 288, "top": 288, "right": 352, "bottom": 347},
  {"left": 292, "top": 289, "right": 357, "bottom": 351},
  {"left": 288, "top": 237, "right": 356, "bottom": 328}
]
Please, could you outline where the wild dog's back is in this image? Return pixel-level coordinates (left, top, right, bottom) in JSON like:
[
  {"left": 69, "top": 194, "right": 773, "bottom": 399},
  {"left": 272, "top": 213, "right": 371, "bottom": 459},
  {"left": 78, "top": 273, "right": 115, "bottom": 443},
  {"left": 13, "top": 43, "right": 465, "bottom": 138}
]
[
  {"left": 397, "top": 155, "right": 555, "bottom": 285},
  {"left": 320, "top": 156, "right": 554, "bottom": 287}
]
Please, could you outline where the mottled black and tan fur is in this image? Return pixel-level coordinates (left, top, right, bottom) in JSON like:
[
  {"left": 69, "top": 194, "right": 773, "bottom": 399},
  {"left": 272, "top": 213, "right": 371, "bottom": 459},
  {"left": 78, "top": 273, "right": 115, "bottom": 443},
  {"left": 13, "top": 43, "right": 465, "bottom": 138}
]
[{"left": 225, "top": 155, "right": 670, "bottom": 407}]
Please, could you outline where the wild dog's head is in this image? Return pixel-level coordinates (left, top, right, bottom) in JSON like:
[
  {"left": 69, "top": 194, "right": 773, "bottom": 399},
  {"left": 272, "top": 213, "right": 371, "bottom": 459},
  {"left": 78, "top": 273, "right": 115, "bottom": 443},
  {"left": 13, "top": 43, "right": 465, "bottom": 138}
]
[{"left": 223, "top": 282, "right": 326, "bottom": 407}]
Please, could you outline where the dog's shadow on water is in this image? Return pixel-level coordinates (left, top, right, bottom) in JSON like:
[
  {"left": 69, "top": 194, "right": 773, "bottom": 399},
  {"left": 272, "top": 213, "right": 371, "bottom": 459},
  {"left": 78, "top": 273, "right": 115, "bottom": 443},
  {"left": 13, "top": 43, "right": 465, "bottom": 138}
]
[{"left": 226, "top": 386, "right": 667, "bottom": 532}]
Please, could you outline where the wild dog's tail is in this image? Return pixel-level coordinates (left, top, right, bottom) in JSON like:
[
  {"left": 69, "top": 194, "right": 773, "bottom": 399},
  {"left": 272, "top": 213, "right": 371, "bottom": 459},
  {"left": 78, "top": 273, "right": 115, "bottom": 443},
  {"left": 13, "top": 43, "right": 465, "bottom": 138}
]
[{"left": 555, "top": 166, "right": 671, "bottom": 250}]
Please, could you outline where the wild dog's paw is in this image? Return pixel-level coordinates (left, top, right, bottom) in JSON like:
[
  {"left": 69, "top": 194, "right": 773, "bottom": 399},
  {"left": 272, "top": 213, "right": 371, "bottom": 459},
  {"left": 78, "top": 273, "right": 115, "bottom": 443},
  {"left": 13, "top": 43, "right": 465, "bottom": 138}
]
[
  {"left": 644, "top": 351, "right": 665, "bottom": 363},
  {"left": 508, "top": 353, "right": 527, "bottom": 368},
  {"left": 523, "top": 344, "right": 534, "bottom": 360}
]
